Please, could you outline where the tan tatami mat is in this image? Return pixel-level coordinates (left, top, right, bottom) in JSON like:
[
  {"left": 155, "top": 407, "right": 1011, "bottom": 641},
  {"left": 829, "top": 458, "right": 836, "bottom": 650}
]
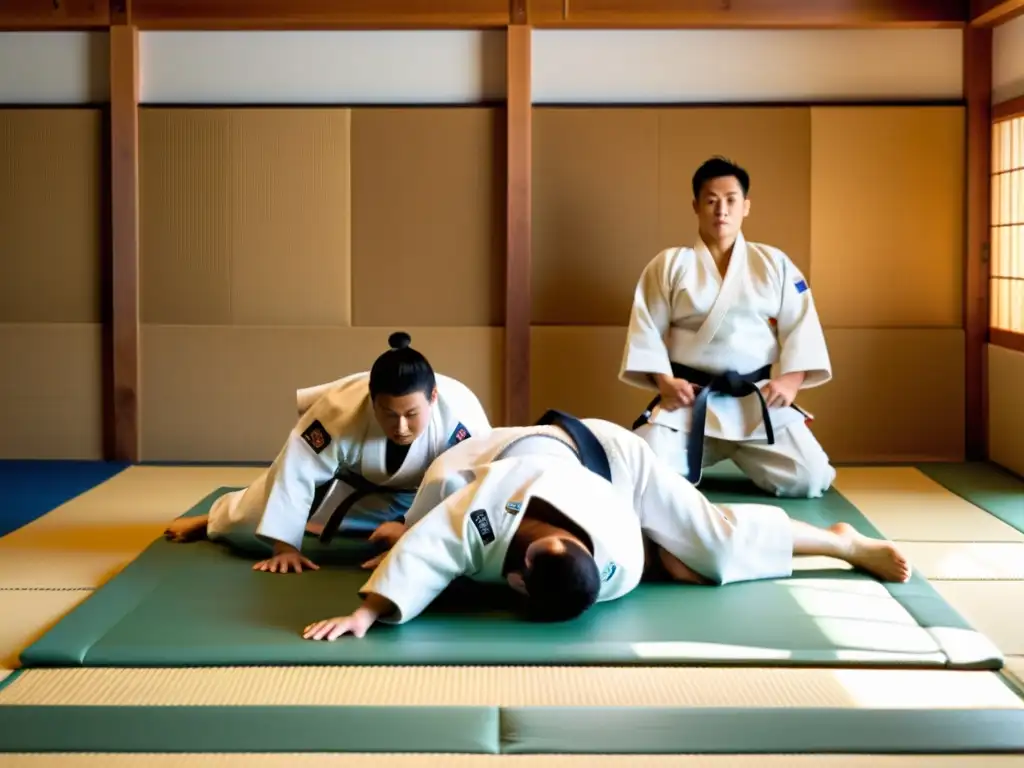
[{"left": 0, "top": 464, "right": 1022, "bottom": 763}]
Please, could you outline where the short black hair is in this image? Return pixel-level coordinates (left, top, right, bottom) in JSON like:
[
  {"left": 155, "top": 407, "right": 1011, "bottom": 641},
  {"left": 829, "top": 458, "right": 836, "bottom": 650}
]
[
  {"left": 369, "top": 331, "right": 437, "bottom": 401},
  {"left": 522, "top": 539, "right": 601, "bottom": 622},
  {"left": 692, "top": 156, "right": 750, "bottom": 200}
]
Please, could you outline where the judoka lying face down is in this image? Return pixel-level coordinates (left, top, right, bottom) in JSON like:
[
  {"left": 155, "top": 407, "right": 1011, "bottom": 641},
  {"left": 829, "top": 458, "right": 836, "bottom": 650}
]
[{"left": 302, "top": 457, "right": 646, "bottom": 641}]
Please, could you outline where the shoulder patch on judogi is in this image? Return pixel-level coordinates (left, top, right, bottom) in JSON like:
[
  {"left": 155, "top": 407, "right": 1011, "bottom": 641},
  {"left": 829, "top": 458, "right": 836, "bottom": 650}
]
[
  {"left": 300, "top": 419, "right": 332, "bottom": 455},
  {"left": 600, "top": 561, "right": 618, "bottom": 582},
  {"left": 505, "top": 500, "right": 522, "bottom": 515},
  {"left": 469, "top": 509, "right": 495, "bottom": 544},
  {"left": 794, "top": 279, "right": 809, "bottom": 294},
  {"left": 448, "top": 422, "right": 471, "bottom": 447}
]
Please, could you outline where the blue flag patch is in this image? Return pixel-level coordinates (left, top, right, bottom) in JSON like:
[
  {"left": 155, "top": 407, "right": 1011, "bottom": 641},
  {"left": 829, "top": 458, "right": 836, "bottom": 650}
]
[
  {"left": 600, "top": 561, "right": 618, "bottom": 582},
  {"left": 794, "top": 279, "right": 808, "bottom": 294},
  {"left": 505, "top": 501, "right": 522, "bottom": 515},
  {"left": 448, "top": 422, "right": 471, "bottom": 447}
]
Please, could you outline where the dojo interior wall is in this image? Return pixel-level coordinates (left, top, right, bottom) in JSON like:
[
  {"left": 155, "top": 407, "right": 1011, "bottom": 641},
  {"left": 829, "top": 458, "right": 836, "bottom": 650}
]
[
  {"left": 0, "top": 27, "right": 977, "bottom": 465},
  {"left": 989, "top": 14, "right": 1024, "bottom": 479},
  {"left": 529, "top": 29, "right": 966, "bottom": 464},
  {"left": 0, "top": 32, "right": 110, "bottom": 460}
]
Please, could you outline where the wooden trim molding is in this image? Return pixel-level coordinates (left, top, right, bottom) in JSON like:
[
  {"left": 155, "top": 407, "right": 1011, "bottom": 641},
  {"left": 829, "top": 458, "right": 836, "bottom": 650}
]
[
  {"left": 965, "top": 25, "right": 992, "bottom": 462},
  {"left": 971, "top": 0, "right": 1024, "bottom": 26},
  {"left": 504, "top": 23, "right": 532, "bottom": 426},
  {"left": 994, "top": 95, "right": 1024, "bottom": 123},
  {"left": 528, "top": 0, "right": 967, "bottom": 28},
  {"left": 129, "top": 0, "right": 510, "bottom": 29},
  {"left": 991, "top": 329, "right": 1024, "bottom": 353},
  {"left": 109, "top": 25, "right": 141, "bottom": 462},
  {"left": 0, "top": 0, "right": 110, "bottom": 29}
]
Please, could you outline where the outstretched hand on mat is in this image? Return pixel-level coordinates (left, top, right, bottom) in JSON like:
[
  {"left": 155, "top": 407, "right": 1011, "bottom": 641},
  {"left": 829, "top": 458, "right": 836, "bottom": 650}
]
[
  {"left": 303, "top": 594, "right": 395, "bottom": 641},
  {"left": 360, "top": 521, "right": 408, "bottom": 570},
  {"left": 254, "top": 541, "right": 319, "bottom": 574}
]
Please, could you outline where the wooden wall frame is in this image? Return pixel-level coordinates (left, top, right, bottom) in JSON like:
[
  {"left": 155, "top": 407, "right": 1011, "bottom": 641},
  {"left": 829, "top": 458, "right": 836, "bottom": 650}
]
[
  {"left": 109, "top": 25, "right": 141, "bottom": 462},
  {"left": 505, "top": 23, "right": 533, "bottom": 426},
  {"left": 971, "top": 0, "right": 1024, "bottom": 25},
  {"left": 4, "top": 0, "right": 1004, "bottom": 460}
]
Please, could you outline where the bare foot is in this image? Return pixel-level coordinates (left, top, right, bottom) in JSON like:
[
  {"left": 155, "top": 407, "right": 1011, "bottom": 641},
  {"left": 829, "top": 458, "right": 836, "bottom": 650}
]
[
  {"left": 164, "top": 514, "right": 209, "bottom": 543},
  {"left": 830, "top": 522, "right": 911, "bottom": 583}
]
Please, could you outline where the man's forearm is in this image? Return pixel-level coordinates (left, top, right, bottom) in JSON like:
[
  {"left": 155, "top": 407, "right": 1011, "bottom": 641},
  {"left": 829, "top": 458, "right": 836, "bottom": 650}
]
[{"left": 357, "top": 592, "right": 397, "bottom": 622}]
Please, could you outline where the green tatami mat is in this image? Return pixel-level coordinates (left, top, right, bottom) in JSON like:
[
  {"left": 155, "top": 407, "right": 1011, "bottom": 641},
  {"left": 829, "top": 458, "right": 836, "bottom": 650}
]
[
  {"left": 18, "top": 483, "right": 1002, "bottom": 670},
  {"left": 0, "top": 705, "right": 500, "bottom": 754},
  {"left": 917, "top": 462, "right": 1024, "bottom": 535},
  {"left": 2, "top": 704, "right": 1024, "bottom": 754}
]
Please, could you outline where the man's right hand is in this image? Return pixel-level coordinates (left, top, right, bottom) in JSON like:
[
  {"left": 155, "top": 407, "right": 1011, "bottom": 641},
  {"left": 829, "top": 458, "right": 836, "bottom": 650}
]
[
  {"left": 253, "top": 541, "right": 319, "bottom": 574},
  {"left": 654, "top": 374, "right": 698, "bottom": 411}
]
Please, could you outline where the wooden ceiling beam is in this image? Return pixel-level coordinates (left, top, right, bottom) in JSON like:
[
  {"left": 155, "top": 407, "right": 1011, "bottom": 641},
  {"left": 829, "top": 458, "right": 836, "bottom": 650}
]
[
  {"left": 0, "top": 0, "right": 110, "bottom": 30},
  {"left": 528, "top": 0, "right": 968, "bottom": 28},
  {"left": 127, "top": 0, "right": 511, "bottom": 30},
  {"left": 970, "top": 0, "right": 1024, "bottom": 26}
]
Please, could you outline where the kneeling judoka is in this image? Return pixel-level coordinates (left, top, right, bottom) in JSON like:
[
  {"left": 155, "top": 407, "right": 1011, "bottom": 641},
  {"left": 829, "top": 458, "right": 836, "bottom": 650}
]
[
  {"left": 302, "top": 455, "right": 646, "bottom": 641},
  {"left": 164, "top": 332, "right": 492, "bottom": 575},
  {"left": 352, "top": 412, "right": 910, "bottom": 595}
]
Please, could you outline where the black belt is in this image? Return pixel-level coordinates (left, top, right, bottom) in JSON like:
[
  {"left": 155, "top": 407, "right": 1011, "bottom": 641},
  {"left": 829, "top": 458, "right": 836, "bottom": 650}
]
[
  {"left": 312, "top": 468, "right": 418, "bottom": 544},
  {"left": 534, "top": 409, "right": 613, "bottom": 483},
  {"left": 631, "top": 362, "right": 774, "bottom": 485}
]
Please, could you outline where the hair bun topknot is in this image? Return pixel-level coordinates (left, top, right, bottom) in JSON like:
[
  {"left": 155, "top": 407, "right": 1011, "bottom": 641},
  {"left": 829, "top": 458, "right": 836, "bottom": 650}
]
[{"left": 388, "top": 331, "right": 412, "bottom": 350}]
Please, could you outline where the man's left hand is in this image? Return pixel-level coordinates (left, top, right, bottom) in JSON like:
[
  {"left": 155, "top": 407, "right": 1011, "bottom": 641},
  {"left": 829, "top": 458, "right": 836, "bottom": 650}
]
[{"left": 761, "top": 371, "right": 805, "bottom": 408}]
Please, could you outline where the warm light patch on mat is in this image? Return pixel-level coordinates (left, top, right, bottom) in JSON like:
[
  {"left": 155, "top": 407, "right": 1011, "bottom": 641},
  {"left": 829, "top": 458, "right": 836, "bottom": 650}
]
[
  {"left": 1006, "top": 656, "right": 1024, "bottom": 690},
  {"left": 2, "top": 666, "right": 1020, "bottom": 709},
  {"left": 833, "top": 467, "right": 1024, "bottom": 542},
  {"left": 4, "top": 755, "right": 1024, "bottom": 767},
  {"left": 898, "top": 542, "right": 1024, "bottom": 580},
  {"left": 0, "top": 590, "right": 92, "bottom": 669},
  {"left": 932, "top": 582, "right": 1024, "bottom": 655},
  {"left": 0, "top": 465, "right": 264, "bottom": 589}
]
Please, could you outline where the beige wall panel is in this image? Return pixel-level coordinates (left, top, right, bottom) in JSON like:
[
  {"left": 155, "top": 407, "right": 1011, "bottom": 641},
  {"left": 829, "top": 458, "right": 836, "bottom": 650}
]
[
  {"left": 810, "top": 106, "right": 964, "bottom": 328},
  {"left": 140, "top": 108, "right": 351, "bottom": 326},
  {"left": 0, "top": 109, "right": 103, "bottom": 324},
  {"left": 531, "top": 108, "right": 661, "bottom": 326},
  {"left": 141, "top": 325, "right": 503, "bottom": 461},
  {"left": 232, "top": 109, "right": 351, "bottom": 326},
  {"left": 531, "top": 107, "right": 811, "bottom": 326},
  {"left": 988, "top": 344, "right": 1024, "bottom": 478},
  {"left": 0, "top": 324, "right": 103, "bottom": 459},
  {"left": 140, "top": 109, "right": 235, "bottom": 325},
  {"left": 350, "top": 108, "right": 504, "bottom": 328},
  {"left": 530, "top": 326, "right": 654, "bottom": 426},
  {"left": 796, "top": 329, "right": 964, "bottom": 463},
  {"left": 657, "top": 107, "right": 812, "bottom": 278}
]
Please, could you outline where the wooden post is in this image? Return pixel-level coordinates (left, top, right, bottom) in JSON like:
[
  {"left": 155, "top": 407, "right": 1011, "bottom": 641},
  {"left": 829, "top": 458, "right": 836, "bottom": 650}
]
[
  {"left": 504, "top": 23, "right": 532, "bottom": 425},
  {"left": 109, "top": 25, "right": 141, "bottom": 461},
  {"left": 963, "top": 24, "right": 992, "bottom": 461}
]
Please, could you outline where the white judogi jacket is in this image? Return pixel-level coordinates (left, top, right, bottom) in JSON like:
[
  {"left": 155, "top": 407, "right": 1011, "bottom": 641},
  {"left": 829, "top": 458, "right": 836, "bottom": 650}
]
[
  {"left": 403, "top": 418, "right": 794, "bottom": 587},
  {"left": 619, "top": 233, "right": 832, "bottom": 442},
  {"left": 359, "top": 455, "right": 646, "bottom": 624},
  {"left": 206, "top": 371, "right": 492, "bottom": 549}
]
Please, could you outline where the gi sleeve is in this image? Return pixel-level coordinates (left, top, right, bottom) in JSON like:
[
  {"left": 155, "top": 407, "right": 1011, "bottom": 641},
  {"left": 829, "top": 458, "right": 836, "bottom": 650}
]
[
  {"left": 359, "top": 483, "right": 482, "bottom": 624},
  {"left": 254, "top": 392, "right": 349, "bottom": 551},
  {"left": 774, "top": 256, "right": 832, "bottom": 389},
  {"left": 619, "top": 248, "right": 682, "bottom": 391}
]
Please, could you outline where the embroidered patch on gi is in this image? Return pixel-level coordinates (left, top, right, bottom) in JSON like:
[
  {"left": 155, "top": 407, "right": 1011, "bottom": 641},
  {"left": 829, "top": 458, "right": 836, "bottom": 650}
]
[
  {"left": 469, "top": 509, "right": 495, "bottom": 544},
  {"left": 794, "top": 279, "right": 809, "bottom": 294},
  {"left": 448, "top": 422, "right": 471, "bottom": 447},
  {"left": 300, "top": 419, "right": 331, "bottom": 455},
  {"left": 505, "top": 501, "right": 522, "bottom": 515},
  {"left": 600, "top": 561, "right": 618, "bottom": 582}
]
